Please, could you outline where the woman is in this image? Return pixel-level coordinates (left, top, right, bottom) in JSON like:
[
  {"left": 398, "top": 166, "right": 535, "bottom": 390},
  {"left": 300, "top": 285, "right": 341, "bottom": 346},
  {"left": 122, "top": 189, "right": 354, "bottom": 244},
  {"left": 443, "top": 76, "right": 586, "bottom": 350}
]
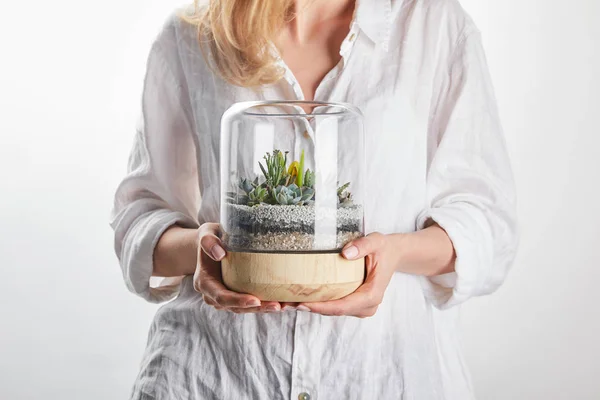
[{"left": 110, "top": 0, "right": 518, "bottom": 398}]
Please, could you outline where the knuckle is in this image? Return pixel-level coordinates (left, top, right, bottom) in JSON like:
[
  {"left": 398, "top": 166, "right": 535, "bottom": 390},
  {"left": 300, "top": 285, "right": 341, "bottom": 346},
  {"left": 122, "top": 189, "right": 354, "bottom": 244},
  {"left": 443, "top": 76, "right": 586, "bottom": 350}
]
[
  {"left": 201, "top": 223, "right": 221, "bottom": 239},
  {"left": 367, "top": 232, "right": 385, "bottom": 248},
  {"left": 200, "top": 234, "right": 217, "bottom": 249}
]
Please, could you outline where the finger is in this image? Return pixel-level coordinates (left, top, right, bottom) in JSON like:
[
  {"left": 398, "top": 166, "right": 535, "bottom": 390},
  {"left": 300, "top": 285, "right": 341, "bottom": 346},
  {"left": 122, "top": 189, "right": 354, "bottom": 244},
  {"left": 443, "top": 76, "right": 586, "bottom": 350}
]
[
  {"left": 298, "top": 288, "right": 373, "bottom": 316},
  {"left": 198, "top": 252, "right": 261, "bottom": 308},
  {"left": 202, "top": 277, "right": 262, "bottom": 308},
  {"left": 227, "top": 306, "right": 262, "bottom": 314},
  {"left": 202, "top": 294, "right": 225, "bottom": 310},
  {"left": 298, "top": 267, "right": 381, "bottom": 316},
  {"left": 280, "top": 302, "right": 300, "bottom": 311},
  {"left": 199, "top": 231, "right": 226, "bottom": 262},
  {"left": 203, "top": 294, "right": 216, "bottom": 305},
  {"left": 227, "top": 302, "right": 283, "bottom": 313},
  {"left": 341, "top": 232, "right": 385, "bottom": 260},
  {"left": 259, "top": 301, "right": 282, "bottom": 312},
  {"left": 205, "top": 293, "right": 261, "bottom": 313}
]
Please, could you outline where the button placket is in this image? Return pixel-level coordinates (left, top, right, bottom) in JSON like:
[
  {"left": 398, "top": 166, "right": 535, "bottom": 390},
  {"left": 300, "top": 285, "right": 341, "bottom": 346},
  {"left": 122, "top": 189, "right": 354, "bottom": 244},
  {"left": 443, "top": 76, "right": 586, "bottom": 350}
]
[
  {"left": 290, "top": 310, "right": 304, "bottom": 400},
  {"left": 290, "top": 310, "right": 321, "bottom": 400}
]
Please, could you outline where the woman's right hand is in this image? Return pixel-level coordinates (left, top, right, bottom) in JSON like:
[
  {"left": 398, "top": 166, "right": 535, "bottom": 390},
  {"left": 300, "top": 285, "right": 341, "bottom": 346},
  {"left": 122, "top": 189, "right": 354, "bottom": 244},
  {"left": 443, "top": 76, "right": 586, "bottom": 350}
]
[{"left": 193, "top": 223, "right": 283, "bottom": 313}]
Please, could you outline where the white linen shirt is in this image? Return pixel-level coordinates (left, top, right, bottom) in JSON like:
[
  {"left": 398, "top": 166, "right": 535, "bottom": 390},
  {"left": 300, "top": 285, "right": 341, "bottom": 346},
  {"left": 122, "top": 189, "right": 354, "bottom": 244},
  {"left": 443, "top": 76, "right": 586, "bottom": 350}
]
[{"left": 110, "top": 0, "right": 518, "bottom": 399}]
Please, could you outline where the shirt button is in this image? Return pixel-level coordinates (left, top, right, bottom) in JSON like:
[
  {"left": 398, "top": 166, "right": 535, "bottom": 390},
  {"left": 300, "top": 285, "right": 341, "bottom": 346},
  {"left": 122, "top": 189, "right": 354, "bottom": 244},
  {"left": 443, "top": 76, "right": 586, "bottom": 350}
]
[
  {"left": 298, "top": 392, "right": 311, "bottom": 400},
  {"left": 302, "top": 130, "right": 310, "bottom": 139}
]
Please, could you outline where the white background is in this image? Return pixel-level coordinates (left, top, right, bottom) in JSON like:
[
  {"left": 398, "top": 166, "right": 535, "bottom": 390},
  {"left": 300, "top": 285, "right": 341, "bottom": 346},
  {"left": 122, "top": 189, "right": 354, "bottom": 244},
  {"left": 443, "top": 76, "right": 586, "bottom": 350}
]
[{"left": 0, "top": 0, "right": 598, "bottom": 399}]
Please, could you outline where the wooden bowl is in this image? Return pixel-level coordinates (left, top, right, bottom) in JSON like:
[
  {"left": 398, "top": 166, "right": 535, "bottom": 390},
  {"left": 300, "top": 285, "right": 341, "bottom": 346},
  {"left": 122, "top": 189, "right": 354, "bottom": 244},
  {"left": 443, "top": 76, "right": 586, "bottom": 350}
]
[{"left": 221, "top": 251, "right": 365, "bottom": 302}]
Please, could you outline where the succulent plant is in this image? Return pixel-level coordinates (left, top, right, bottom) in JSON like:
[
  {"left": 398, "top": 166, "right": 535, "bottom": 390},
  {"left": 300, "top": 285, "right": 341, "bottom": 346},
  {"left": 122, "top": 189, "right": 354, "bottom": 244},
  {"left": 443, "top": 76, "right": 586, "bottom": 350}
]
[
  {"left": 226, "top": 177, "right": 263, "bottom": 205},
  {"left": 304, "top": 169, "right": 315, "bottom": 188},
  {"left": 227, "top": 149, "right": 351, "bottom": 208},
  {"left": 288, "top": 161, "right": 299, "bottom": 177},
  {"left": 238, "top": 178, "right": 254, "bottom": 194},
  {"left": 259, "top": 150, "right": 288, "bottom": 188},
  {"left": 299, "top": 187, "right": 315, "bottom": 203},
  {"left": 271, "top": 185, "right": 298, "bottom": 205},
  {"left": 271, "top": 184, "right": 315, "bottom": 205},
  {"left": 337, "top": 181, "right": 353, "bottom": 206},
  {"left": 225, "top": 191, "right": 249, "bottom": 205},
  {"left": 247, "top": 186, "right": 268, "bottom": 206},
  {"left": 286, "top": 161, "right": 299, "bottom": 186},
  {"left": 297, "top": 149, "right": 305, "bottom": 187}
]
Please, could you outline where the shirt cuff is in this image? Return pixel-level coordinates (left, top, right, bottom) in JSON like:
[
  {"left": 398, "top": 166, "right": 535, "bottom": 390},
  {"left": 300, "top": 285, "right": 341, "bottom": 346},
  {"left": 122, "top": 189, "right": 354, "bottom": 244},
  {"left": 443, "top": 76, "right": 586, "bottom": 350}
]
[
  {"left": 121, "top": 209, "right": 198, "bottom": 303},
  {"left": 416, "top": 202, "right": 494, "bottom": 309}
]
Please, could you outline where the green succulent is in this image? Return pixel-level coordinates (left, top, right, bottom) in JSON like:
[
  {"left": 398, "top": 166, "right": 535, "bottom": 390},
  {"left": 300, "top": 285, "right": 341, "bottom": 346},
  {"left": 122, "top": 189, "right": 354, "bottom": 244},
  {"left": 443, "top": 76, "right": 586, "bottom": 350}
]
[
  {"left": 226, "top": 177, "right": 259, "bottom": 205},
  {"left": 297, "top": 149, "right": 305, "bottom": 186},
  {"left": 238, "top": 178, "right": 254, "bottom": 194},
  {"left": 337, "top": 181, "right": 353, "bottom": 206},
  {"left": 247, "top": 186, "right": 268, "bottom": 206},
  {"left": 227, "top": 149, "right": 352, "bottom": 208},
  {"left": 304, "top": 169, "right": 315, "bottom": 188},
  {"left": 225, "top": 191, "right": 249, "bottom": 205},
  {"left": 259, "top": 150, "right": 289, "bottom": 188},
  {"left": 271, "top": 184, "right": 315, "bottom": 205},
  {"left": 272, "top": 186, "right": 297, "bottom": 205}
]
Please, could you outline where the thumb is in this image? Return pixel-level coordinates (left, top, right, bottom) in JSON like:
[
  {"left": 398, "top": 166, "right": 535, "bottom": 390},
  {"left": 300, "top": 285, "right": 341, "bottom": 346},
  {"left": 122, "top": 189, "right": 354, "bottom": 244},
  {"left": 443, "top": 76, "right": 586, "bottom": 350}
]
[
  {"left": 198, "top": 223, "right": 226, "bottom": 261},
  {"left": 341, "top": 232, "right": 385, "bottom": 260}
]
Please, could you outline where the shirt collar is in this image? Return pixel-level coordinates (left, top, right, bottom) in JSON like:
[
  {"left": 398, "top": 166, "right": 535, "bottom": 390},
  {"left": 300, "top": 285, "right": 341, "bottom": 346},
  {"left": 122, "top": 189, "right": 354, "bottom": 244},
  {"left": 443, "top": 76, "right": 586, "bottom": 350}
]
[{"left": 355, "top": 0, "right": 393, "bottom": 51}]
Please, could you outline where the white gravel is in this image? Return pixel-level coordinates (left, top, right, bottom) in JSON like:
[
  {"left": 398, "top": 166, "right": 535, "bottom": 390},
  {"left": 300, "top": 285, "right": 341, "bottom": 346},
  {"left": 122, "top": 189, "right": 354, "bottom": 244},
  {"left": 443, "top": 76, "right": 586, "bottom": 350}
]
[
  {"left": 225, "top": 203, "right": 362, "bottom": 233},
  {"left": 223, "top": 203, "right": 363, "bottom": 251}
]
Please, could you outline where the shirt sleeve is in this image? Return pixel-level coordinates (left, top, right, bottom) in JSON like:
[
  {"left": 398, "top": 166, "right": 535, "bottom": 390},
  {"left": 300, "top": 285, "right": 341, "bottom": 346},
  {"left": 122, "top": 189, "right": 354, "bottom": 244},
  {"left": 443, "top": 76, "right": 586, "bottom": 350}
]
[
  {"left": 109, "top": 39, "right": 200, "bottom": 303},
  {"left": 416, "top": 30, "right": 519, "bottom": 309}
]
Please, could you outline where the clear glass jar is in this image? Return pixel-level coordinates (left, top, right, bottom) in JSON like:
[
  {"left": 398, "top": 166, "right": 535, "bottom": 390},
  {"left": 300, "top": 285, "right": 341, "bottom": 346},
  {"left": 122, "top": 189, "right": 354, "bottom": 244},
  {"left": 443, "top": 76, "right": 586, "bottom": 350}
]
[
  {"left": 219, "top": 101, "right": 365, "bottom": 301},
  {"left": 220, "top": 101, "right": 365, "bottom": 252}
]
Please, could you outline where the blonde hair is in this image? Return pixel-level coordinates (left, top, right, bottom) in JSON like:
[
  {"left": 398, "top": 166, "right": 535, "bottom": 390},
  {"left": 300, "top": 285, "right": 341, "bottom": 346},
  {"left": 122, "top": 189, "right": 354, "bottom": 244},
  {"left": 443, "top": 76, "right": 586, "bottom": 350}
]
[{"left": 179, "top": 0, "right": 294, "bottom": 87}]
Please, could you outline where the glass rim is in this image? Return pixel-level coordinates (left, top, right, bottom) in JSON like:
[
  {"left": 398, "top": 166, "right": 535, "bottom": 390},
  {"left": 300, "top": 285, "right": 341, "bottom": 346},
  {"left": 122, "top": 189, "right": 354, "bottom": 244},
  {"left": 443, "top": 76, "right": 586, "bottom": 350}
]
[{"left": 232, "top": 100, "right": 362, "bottom": 118}]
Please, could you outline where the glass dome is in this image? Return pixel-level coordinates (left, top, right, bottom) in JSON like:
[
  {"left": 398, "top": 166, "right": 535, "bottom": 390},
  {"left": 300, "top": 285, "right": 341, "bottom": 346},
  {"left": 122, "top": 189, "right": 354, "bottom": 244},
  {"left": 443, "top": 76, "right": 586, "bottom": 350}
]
[{"left": 220, "top": 101, "right": 365, "bottom": 254}]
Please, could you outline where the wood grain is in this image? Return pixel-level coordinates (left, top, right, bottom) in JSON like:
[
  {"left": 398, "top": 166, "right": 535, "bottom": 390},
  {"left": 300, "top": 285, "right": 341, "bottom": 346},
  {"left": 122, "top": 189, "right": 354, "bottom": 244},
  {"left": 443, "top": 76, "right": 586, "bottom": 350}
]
[{"left": 221, "top": 251, "right": 365, "bottom": 302}]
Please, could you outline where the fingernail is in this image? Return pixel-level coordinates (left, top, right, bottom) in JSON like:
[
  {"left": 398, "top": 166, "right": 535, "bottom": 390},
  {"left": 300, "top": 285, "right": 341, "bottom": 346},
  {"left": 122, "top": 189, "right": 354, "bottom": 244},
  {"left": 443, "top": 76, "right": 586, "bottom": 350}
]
[
  {"left": 246, "top": 300, "right": 260, "bottom": 307},
  {"left": 210, "top": 244, "right": 226, "bottom": 260},
  {"left": 282, "top": 305, "right": 296, "bottom": 311},
  {"left": 266, "top": 305, "right": 279, "bottom": 312},
  {"left": 296, "top": 305, "right": 311, "bottom": 312},
  {"left": 342, "top": 245, "right": 359, "bottom": 259}
]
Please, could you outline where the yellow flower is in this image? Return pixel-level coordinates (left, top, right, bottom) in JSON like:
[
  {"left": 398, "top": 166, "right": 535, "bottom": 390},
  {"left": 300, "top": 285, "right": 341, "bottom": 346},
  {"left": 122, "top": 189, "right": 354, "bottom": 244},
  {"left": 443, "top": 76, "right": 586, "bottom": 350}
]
[{"left": 288, "top": 161, "right": 299, "bottom": 177}]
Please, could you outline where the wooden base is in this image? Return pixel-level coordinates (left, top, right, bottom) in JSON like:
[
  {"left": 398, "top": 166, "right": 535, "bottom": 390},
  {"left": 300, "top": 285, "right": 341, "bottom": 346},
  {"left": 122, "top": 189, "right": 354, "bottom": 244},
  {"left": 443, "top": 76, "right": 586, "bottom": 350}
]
[{"left": 221, "top": 251, "right": 365, "bottom": 302}]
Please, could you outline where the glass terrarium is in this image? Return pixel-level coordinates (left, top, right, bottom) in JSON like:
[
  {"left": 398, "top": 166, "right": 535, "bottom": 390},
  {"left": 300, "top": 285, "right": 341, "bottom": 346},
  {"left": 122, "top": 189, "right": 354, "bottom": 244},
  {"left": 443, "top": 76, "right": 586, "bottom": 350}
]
[{"left": 220, "top": 101, "right": 365, "bottom": 302}]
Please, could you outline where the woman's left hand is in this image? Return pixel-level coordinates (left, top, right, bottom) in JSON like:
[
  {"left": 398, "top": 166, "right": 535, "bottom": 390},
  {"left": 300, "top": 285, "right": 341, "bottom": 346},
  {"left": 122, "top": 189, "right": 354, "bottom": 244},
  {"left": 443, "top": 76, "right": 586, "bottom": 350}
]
[{"left": 297, "top": 232, "right": 401, "bottom": 318}]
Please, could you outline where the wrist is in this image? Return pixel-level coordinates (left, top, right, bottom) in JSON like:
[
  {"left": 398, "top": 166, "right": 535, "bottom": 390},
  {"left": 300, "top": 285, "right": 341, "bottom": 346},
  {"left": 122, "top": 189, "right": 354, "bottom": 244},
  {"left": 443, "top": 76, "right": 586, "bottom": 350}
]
[
  {"left": 153, "top": 225, "right": 199, "bottom": 277},
  {"left": 386, "top": 233, "right": 411, "bottom": 272},
  {"left": 390, "top": 225, "right": 455, "bottom": 276},
  {"left": 180, "top": 227, "right": 200, "bottom": 275}
]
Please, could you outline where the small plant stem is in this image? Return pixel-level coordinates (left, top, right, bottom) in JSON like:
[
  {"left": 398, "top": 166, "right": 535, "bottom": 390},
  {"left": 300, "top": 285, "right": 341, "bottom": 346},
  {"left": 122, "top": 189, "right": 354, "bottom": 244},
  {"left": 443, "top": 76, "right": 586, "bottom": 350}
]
[{"left": 297, "top": 149, "right": 305, "bottom": 187}]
